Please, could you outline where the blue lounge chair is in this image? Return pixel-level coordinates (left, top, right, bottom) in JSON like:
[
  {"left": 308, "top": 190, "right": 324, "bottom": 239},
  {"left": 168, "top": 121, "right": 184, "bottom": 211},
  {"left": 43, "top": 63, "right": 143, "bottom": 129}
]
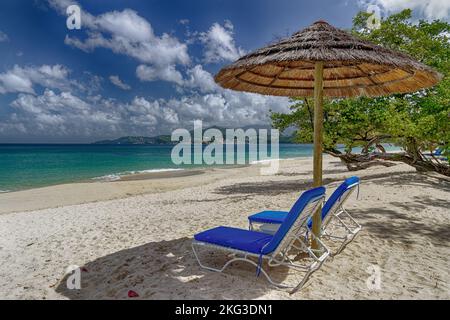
[
  {"left": 248, "top": 177, "right": 361, "bottom": 255},
  {"left": 192, "top": 187, "right": 329, "bottom": 293},
  {"left": 432, "top": 148, "right": 448, "bottom": 161}
]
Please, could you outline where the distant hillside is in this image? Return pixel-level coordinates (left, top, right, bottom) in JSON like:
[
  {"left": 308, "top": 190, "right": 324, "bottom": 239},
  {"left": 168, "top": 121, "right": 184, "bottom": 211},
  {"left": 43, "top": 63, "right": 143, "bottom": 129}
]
[
  {"left": 93, "top": 127, "right": 296, "bottom": 145},
  {"left": 93, "top": 135, "right": 174, "bottom": 145}
]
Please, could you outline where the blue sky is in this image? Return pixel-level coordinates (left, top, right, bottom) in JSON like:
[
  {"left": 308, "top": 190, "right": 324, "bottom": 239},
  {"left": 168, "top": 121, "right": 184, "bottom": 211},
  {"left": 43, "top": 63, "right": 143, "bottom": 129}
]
[{"left": 0, "top": 0, "right": 448, "bottom": 143}]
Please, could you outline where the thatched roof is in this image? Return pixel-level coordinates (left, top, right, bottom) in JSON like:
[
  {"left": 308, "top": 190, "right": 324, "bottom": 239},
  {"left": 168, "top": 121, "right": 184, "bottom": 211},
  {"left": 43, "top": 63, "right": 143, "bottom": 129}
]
[{"left": 215, "top": 21, "right": 442, "bottom": 98}]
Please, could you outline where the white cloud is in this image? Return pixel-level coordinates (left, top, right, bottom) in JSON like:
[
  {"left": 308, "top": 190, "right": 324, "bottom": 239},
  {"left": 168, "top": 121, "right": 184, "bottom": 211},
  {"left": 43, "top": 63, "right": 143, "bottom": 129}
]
[
  {"left": 165, "top": 91, "right": 289, "bottom": 129},
  {"left": 367, "top": 0, "right": 450, "bottom": 20},
  {"left": 130, "top": 97, "right": 179, "bottom": 125},
  {"left": 136, "top": 64, "right": 218, "bottom": 92},
  {"left": 0, "top": 72, "right": 34, "bottom": 94},
  {"left": 10, "top": 89, "right": 94, "bottom": 134},
  {"left": 109, "top": 75, "right": 131, "bottom": 90},
  {"left": 199, "top": 21, "right": 246, "bottom": 63},
  {"left": 94, "top": 9, "right": 154, "bottom": 42},
  {"left": 12, "top": 89, "right": 89, "bottom": 114},
  {"left": 3, "top": 84, "right": 289, "bottom": 139},
  {"left": 81, "top": 72, "right": 103, "bottom": 94},
  {"left": 4, "top": 90, "right": 184, "bottom": 137},
  {"left": 136, "top": 64, "right": 184, "bottom": 85},
  {"left": 8, "top": 90, "right": 137, "bottom": 136},
  {"left": 49, "top": 0, "right": 190, "bottom": 69},
  {"left": 48, "top": 1, "right": 247, "bottom": 90},
  {"left": 0, "top": 64, "right": 72, "bottom": 94},
  {"left": 183, "top": 65, "right": 218, "bottom": 93},
  {"left": 0, "top": 30, "right": 8, "bottom": 42},
  {"left": 1, "top": 59, "right": 289, "bottom": 139},
  {"left": 53, "top": 2, "right": 192, "bottom": 89}
]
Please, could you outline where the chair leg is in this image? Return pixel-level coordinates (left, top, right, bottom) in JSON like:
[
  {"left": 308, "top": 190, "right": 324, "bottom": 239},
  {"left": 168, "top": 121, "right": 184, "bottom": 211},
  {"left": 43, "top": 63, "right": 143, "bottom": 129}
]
[
  {"left": 287, "top": 235, "right": 330, "bottom": 293},
  {"left": 330, "top": 208, "right": 361, "bottom": 256},
  {"left": 192, "top": 242, "right": 237, "bottom": 273},
  {"left": 289, "top": 258, "right": 326, "bottom": 294},
  {"left": 334, "top": 228, "right": 360, "bottom": 255},
  {"left": 192, "top": 242, "right": 310, "bottom": 290}
]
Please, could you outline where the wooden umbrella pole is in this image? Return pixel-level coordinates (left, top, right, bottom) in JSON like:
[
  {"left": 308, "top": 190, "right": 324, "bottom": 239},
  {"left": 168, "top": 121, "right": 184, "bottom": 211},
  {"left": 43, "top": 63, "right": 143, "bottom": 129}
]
[{"left": 311, "top": 61, "right": 324, "bottom": 250}]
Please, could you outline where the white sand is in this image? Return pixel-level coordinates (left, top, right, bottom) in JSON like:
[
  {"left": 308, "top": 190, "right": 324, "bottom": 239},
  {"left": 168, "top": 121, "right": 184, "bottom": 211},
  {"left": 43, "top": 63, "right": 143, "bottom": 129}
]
[{"left": 0, "top": 156, "right": 449, "bottom": 299}]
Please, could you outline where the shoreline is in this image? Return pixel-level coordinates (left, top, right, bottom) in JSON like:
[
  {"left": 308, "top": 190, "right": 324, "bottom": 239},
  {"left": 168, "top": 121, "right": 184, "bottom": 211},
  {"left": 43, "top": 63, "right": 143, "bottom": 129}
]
[
  {"left": 0, "top": 144, "right": 404, "bottom": 194},
  {"left": 0, "top": 161, "right": 279, "bottom": 195},
  {"left": 0, "top": 153, "right": 443, "bottom": 216},
  {"left": 0, "top": 159, "right": 267, "bottom": 215}
]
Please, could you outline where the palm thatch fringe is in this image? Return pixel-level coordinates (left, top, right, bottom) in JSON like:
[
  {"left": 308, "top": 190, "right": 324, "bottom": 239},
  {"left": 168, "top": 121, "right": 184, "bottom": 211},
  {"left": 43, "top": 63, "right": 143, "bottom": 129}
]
[{"left": 215, "top": 21, "right": 442, "bottom": 97}]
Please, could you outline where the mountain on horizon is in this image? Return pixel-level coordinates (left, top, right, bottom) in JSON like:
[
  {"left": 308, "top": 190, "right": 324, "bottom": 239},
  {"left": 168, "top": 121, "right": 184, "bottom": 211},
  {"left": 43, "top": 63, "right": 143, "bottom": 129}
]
[{"left": 92, "top": 126, "right": 296, "bottom": 145}]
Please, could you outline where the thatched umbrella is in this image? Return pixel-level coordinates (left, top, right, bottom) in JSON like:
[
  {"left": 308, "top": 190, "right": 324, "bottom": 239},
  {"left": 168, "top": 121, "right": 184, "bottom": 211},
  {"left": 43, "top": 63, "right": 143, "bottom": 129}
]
[{"left": 214, "top": 20, "right": 441, "bottom": 247}]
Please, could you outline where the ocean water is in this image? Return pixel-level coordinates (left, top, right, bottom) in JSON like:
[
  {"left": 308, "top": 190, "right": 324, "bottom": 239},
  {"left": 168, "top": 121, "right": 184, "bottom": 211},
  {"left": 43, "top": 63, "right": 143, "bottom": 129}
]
[
  {"left": 0, "top": 143, "right": 401, "bottom": 192},
  {"left": 0, "top": 144, "right": 314, "bottom": 192}
]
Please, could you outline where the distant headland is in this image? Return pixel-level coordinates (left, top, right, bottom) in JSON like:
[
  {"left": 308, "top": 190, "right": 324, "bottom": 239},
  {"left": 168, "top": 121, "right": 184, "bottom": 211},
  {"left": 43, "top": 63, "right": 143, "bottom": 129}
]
[{"left": 92, "top": 126, "right": 296, "bottom": 145}]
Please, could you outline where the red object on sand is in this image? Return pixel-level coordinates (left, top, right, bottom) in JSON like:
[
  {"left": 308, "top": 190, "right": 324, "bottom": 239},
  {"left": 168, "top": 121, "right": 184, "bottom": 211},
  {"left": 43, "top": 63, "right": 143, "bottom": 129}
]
[{"left": 128, "top": 290, "right": 139, "bottom": 298}]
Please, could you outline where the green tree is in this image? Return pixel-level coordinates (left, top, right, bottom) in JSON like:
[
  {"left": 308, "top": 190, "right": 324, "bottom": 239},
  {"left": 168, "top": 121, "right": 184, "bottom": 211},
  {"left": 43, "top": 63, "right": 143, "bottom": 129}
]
[{"left": 271, "top": 10, "right": 450, "bottom": 175}]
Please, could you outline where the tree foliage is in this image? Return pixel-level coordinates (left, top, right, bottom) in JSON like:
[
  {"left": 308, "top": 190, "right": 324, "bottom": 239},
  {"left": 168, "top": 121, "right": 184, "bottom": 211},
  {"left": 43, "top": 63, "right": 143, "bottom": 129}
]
[{"left": 271, "top": 10, "right": 450, "bottom": 175}]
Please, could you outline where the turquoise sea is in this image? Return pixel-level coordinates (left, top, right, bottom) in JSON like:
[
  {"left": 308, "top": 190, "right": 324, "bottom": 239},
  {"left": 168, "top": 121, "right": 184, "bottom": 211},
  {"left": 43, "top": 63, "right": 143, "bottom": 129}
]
[
  {"left": 0, "top": 143, "right": 401, "bottom": 192},
  {"left": 0, "top": 144, "right": 314, "bottom": 192}
]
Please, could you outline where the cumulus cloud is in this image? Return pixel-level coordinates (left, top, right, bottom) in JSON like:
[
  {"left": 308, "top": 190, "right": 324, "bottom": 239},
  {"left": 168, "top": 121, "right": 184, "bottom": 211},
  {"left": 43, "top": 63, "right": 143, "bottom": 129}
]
[
  {"left": 365, "top": 0, "right": 450, "bottom": 20},
  {"left": 49, "top": 0, "right": 191, "bottom": 88},
  {"left": 1, "top": 61, "right": 289, "bottom": 140},
  {"left": 183, "top": 65, "right": 218, "bottom": 93},
  {"left": 9, "top": 89, "right": 117, "bottom": 136},
  {"left": 49, "top": 0, "right": 190, "bottom": 69},
  {"left": 81, "top": 72, "right": 103, "bottom": 94},
  {"left": 48, "top": 1, "right": 246, "bottom": 89},
  {"left": 137, "top": 64, "right": 218, "bottom": 93},
  {"left": 8, "top": 90, "right": 132, "bottom": 136},
  {"left": 4, "top": 91, "right": 182, "bottom": 137},
  {"left": 0, "top": 64, "right": 72, "bottom": 94},
  {"left": 136, "top": 64, "right": 184, "bottom": 85},
  {"left": 2, "top": 86, "right": 289, "bottom": 139},
  {"left": 65, "top": 9, "right": 190, "bottom": 65},
  {"left": 0, "top": 30, "right": 9, "bottom": 42},
  {"left": 109, "top": 75, "right": 131, "bottom": 90},
  {"left": 199, "top": 21, "right": 246, "bottom": 63},
  {"left": 162, "top": 90, "right": 289, "bottom": 130}
]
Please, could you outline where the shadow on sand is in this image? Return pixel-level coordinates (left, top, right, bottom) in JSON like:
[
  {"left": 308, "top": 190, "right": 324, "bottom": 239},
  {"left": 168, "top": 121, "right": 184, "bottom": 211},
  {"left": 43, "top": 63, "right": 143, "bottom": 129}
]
[
  {"left": 214, "top": 170, "right": 449, "bottom": 196},
  {"left": 55, "top": 237, "right": 296, "bottom": 299},
  {"left": 214, "top": 170, "right": 450, "bottom": 247},
  {"left": 357, "top": 172, "right": 450, "bottom": 246},
  {"left": 356, "top": 195, "right": 450, "bottom": 247}
]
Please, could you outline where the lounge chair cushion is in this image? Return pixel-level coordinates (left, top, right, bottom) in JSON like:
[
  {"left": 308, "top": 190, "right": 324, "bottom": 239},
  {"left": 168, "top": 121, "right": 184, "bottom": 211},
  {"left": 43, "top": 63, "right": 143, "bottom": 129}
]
[
  {"left": 322, "top": 176, "right": 359, "bottom": 218},
  {"left": 248, "top": 210, "right": 288, "bottom": 224},
  {"left": 194, "top": 226, "right": 273, "bottom": 254},
  {"left": 262, "top": 187, "right": 325, "bottom": 254},
  {"left": 248, "top": 177, "right": 360, "bottom": 229},
  {"left": 249, "top": 210, "right": 313, "bottom": 229}
]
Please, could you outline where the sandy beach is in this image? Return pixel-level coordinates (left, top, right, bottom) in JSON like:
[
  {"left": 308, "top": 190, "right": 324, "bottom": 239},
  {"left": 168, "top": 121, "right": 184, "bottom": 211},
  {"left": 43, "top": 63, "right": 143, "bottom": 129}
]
[{"left": 0, "top": 156, "right": 449, "bottom": 300}]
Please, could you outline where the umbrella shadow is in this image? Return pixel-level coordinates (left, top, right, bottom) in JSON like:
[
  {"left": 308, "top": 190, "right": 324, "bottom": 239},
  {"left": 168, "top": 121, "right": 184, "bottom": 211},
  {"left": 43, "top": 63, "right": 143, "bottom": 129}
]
[
  {"left": 276, "top": 168, "right": 350, "bottom": 177},
  {"left": 362, "top": 172, "right": 450, "bottom": 191},
  {"left": 354, "top": 191, "right": 450, "bottom": 247},
  {"left": 54, "top": 237, "right": 297, "bottom": 300},
  {"left": 359, "top": 206, "right": 450, "bottom": 247},
  {"left": 214, "top": 171, "right": 448, "bottom": 197}
]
